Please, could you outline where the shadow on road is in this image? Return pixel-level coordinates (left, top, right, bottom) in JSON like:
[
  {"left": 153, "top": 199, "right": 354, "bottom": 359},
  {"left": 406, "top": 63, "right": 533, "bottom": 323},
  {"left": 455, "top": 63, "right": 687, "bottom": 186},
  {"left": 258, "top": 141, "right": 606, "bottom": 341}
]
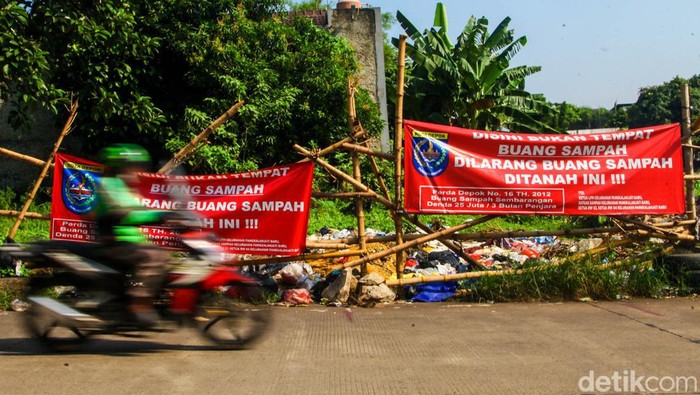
[{"left": 0, "top": 337, "right": 244, "bottom": 356}]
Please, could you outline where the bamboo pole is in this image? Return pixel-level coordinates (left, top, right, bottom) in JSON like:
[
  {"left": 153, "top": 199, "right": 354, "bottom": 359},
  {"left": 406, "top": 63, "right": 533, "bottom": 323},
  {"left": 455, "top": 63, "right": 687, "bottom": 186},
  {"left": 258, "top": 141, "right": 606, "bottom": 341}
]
[
  {"left": 681, "top": 83, "right": 696, "bottom": 221},
  {"left": 305, "top": 240, "right": 352, "bottom": 249},
  {"left": 158, "top": 100, "right": 244, "bottom": 175},
  {"left": 404, "top": 214, "right": 486, "bottom": 269},
  {"left": 0, "top": 147, "right": 49, "bottom": 167},
  {"left": 297, "top": 131, "right": 367, "bottom": 164},
  {"left": 312, "top": 191, "right": 376, "bottom": 199},
  {"left": 0, "top": 210, "right": 49, "bottom": 220},
  {"left": 226, "top": 249, "right": 364, "bottom": 267},
  {"left": 393, "top": 34, "right": 408, "bottom": 279},
  {"left": 8, "top": 100, "right": 78, "bottom": 239},
  {"left": 293, "top": 144, "right": 395, "bottom": 209},
  {"left": 309, "top": 223, "right": 681, "bottom": 246},
  {"left": 340, "top": 142, "right": 395, "bottom": 160},
  {"left": 347, "top": 79, "right": 367, "bottom": 256},
  {"left": 331, "top": 215, "right": 496, "bottom": 271},
  {"left": 385, "top": 242, "right": 667, "bottom": 287},
  {"left": 364, "top": 141, "right": 392, "bottom": 201},
  {"left": 353, "top": 152, "right": 367, "bottom": 253}
]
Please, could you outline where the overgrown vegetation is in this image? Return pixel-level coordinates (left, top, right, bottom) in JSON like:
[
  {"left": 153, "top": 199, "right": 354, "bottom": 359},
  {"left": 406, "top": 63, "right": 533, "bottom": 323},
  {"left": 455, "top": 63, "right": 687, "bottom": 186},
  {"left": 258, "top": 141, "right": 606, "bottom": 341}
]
[{"left": 461, "top": 251, "right": 695, "bottom": 303}]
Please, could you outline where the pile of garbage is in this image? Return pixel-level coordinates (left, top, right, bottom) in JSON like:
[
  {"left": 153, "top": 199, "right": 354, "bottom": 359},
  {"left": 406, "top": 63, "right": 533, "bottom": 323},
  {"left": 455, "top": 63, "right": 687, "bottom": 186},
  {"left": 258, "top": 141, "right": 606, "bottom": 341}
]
[{"left": 241, "top": 227, "right": 599, "bottom": 307}]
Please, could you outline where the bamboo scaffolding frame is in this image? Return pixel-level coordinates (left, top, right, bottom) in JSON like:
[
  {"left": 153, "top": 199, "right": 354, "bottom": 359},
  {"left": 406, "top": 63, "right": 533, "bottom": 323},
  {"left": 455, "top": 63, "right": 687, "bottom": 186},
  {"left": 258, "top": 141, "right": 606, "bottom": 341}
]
[
  {"left": 158, "top": 100, "right": 244, "bottom": 175},
  {"left": 331, "top": 215, "right": 496, "bottom": 271},
  {"left": 8, "top": 100, "right": 78, "bottom": 239},
  {"left": 293, "top": 144, "right": 395, "bottom": 209}
]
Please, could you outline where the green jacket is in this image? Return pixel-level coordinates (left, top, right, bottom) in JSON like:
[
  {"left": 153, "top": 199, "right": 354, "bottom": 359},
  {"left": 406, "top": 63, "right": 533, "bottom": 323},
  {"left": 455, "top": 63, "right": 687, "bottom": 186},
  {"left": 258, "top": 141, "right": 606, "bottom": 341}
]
[{"left": 95, "top": 176, "right": 165, "bottom": 244}]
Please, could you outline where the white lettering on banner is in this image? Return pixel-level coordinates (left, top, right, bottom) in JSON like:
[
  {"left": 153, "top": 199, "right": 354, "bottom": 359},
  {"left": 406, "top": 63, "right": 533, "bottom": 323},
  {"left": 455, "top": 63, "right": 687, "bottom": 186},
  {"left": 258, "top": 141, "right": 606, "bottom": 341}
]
[
  {"left": 605, "top": 158, "right": 673, "bottom": 169},
  {"left": 237, "top": 167, "right": 290, "bottom": 178},
  {"left": 497, "top": 144, "right": 556, "bottom": 156},
  {"left": 454, "top": 157, "right": 537, "bottom": 170},
  {"left": 561, "top": 144, "right": 627, "bottom": 156},
  {"left": 504, "top": 174, "right": 578, "bottom": 185},
  {"left": 473, "top": 132, "right": 524, "bottom": 141},
  {"left": 242, "top": 201, "right": 305, "bottom": 212},
  {"left": 587, "top": 129, "right": 654, "bottom": 141},
  {"left": 137, "top": 199, "right": 184, "bottom": 210},
  {"left": 149, "top": 184, "right": 202, "bottom": 195},
  {"left": 526, "top": 135, "right": 588, "bottom": 142},
  {"left": 186, "top": 201, "right": 238, "bottom": 211},
  {"left": 542, "top": 160, "right": 601, "bottom": 171},
  {"left": 205, "top": 184, "right": 264, "bottom": 195}
]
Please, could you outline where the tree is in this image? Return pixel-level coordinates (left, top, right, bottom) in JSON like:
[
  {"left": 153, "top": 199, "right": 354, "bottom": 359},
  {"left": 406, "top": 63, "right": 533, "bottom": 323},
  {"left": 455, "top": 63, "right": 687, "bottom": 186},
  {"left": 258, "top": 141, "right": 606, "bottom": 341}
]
[{"left": 393, "top": 4, "right": 557, "bottom": 133}]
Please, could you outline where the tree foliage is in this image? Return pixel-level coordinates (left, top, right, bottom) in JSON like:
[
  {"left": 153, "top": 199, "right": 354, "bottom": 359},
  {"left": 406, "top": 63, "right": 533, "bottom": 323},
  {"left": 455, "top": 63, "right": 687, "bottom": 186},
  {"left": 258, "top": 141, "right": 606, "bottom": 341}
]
[
  {"left": 2, "top": 0, "right": 383, "bottom": 174},
  {"left": 393, "top": 5, "right": 557, "bottom": 133},
  {"left": 627, "top": 75, "right": 700, "bottom": 129}
]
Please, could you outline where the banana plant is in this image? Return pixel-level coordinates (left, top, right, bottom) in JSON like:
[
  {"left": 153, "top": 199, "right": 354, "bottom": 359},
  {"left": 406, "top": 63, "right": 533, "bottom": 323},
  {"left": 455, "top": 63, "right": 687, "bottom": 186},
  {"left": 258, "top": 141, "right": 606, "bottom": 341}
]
[{"left": 392, "top": 4, "right": 558, "bottom": 133}]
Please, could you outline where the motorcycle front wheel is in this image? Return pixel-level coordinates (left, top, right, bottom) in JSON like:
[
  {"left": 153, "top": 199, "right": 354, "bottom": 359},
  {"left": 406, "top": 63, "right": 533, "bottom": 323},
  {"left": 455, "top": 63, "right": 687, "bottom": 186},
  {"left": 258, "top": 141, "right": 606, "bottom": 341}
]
[{"left": 194, "top": 282, "right": 271, "bottom": 350}]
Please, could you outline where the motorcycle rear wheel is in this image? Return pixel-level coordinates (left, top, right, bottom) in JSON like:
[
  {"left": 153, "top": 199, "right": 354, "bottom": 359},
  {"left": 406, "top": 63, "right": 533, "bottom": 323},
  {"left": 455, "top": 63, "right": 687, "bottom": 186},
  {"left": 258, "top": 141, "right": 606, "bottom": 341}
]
[
  {"left": 194, "top": 283, "right": 270, "bottom": 349},
  {"left": 23, "top": 273, "right": 90, "bottom": 351}
]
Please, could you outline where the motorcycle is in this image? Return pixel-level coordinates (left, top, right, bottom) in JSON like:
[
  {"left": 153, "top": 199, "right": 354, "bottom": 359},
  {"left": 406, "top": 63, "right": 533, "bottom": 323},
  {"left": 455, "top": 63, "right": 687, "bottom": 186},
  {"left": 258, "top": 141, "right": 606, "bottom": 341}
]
[{"left": 1, "top": 228, "right": 271, "bottom": 351}]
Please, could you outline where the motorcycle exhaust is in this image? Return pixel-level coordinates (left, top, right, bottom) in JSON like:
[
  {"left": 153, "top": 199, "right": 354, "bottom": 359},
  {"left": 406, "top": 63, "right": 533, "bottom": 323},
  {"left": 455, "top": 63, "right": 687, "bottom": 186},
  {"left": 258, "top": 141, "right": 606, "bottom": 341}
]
[{"left": 27, "top": 296, "right": 103, "bottom": 327}]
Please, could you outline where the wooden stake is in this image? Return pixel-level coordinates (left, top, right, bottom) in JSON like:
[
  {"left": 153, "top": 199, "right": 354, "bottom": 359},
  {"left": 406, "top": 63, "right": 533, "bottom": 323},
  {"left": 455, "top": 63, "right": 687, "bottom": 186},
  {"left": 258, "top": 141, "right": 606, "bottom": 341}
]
[
  {"left": 8, "top": 100, "right": 78, "bottom": 239},
  {"left": 158, "top": 100, "right": 244, "bottom": 175},
  {"left": 364, "top": 141, "right": 392, "bottom": 201}
]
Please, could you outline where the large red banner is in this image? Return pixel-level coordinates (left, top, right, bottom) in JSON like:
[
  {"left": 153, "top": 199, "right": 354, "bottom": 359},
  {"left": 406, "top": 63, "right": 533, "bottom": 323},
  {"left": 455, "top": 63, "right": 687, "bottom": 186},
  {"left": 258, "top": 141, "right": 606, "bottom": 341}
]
[
  {"left": 404, "top": 120, "right": 685, "bottom": 215},
  {"left": 50, "top": 155, "right": 314, "bottom": 256}
]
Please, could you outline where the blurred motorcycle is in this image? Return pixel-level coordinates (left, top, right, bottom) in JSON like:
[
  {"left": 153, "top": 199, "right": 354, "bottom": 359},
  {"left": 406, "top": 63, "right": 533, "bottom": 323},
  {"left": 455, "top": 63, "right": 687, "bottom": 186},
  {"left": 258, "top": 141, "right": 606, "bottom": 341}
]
[{"left": 1, "top": 227, "right": 270, "bottom": 351}]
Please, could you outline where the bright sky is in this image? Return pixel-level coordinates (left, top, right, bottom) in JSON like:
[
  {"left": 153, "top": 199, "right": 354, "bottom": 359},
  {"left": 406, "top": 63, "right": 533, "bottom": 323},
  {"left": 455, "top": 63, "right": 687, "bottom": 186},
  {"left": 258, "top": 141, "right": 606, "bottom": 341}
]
[{"left": 367, "top": 0, "right": 700, "bottom": 109}]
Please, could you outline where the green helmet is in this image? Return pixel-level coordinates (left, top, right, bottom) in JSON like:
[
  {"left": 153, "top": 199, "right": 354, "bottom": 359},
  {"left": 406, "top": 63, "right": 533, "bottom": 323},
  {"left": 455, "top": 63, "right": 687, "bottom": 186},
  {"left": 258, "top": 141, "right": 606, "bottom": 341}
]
[{"left": 98, "top": 143, "right": 151, "bottom": 170}]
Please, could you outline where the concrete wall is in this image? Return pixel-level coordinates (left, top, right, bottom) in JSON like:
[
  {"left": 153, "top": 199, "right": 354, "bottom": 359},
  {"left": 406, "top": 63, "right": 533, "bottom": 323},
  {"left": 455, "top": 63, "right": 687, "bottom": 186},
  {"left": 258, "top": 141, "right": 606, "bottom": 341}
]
[
  {"left": 331, "top": 7, "right": 390, "bottom": 151},
  {"left": 0, "top": 100, "right": 83, "bottom": 192}
]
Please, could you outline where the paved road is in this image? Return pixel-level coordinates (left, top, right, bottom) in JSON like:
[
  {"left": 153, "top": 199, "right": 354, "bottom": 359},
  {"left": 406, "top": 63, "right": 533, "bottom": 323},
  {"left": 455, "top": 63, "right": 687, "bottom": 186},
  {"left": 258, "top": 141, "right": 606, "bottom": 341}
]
[{"left": 0, "top": 297, "right": 699, "bottom": 395}]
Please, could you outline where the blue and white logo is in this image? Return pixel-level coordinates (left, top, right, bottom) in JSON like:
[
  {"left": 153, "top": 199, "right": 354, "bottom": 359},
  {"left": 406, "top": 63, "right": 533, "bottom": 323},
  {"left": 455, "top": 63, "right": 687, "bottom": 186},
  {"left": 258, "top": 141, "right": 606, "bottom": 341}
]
[
  {"left": 62, "top": 170, "right": 99, "bottom": 215},
  {"left": 411, "top": 133, "right": 449, "bottom": 177}
]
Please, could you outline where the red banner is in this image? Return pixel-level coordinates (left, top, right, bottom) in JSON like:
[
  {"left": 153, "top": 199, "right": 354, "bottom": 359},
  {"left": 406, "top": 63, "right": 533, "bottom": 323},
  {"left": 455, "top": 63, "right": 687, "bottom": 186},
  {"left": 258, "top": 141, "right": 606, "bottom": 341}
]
[
  {"left": 404, "top": 120, "right": 685, "bottom": 215},
  {"left": 50, "top": 153, "right": 103, "bottom": 242},
  {"left": 50, "top": 156, "right": 315, "bottom": 256}
]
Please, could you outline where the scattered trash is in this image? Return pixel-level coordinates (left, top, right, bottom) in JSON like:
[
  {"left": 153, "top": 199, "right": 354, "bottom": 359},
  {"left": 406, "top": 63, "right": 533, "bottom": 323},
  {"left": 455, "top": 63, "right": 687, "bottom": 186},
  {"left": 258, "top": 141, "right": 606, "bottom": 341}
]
[{"left": 11, "top": 299, "right": 28, "bottom": 312}]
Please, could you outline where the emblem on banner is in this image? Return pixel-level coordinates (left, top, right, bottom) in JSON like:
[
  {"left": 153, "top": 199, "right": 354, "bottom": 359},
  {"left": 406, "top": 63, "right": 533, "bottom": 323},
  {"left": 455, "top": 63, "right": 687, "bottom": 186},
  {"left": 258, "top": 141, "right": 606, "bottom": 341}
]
[
  {"left": 62, "top": 167, "right": 99, "bottom": 215},
  {"left": 411, "top": 131, "right": 449, "bottom": 177}
]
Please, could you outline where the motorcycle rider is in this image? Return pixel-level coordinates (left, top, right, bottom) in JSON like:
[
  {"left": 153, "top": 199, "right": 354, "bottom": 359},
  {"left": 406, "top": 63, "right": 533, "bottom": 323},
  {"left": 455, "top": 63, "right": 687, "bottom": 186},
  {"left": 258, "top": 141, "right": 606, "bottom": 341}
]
[{"left": 95, "top": 144, "right": 169, "bottom": 326}]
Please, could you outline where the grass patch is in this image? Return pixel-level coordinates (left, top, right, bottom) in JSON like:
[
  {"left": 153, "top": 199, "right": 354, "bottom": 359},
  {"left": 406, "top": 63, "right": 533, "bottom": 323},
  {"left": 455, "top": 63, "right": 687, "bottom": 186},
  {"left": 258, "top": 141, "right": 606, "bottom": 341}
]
[{"left": 460, "top": 251, "right": 691, "bottom": 303}]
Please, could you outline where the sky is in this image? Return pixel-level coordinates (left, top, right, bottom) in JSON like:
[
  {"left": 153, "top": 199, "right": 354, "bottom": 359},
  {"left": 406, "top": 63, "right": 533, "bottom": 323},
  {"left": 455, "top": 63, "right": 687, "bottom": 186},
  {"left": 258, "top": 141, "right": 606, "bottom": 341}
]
[{"left": 364, "top": 0, "right": 700, "bottom": 109}]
